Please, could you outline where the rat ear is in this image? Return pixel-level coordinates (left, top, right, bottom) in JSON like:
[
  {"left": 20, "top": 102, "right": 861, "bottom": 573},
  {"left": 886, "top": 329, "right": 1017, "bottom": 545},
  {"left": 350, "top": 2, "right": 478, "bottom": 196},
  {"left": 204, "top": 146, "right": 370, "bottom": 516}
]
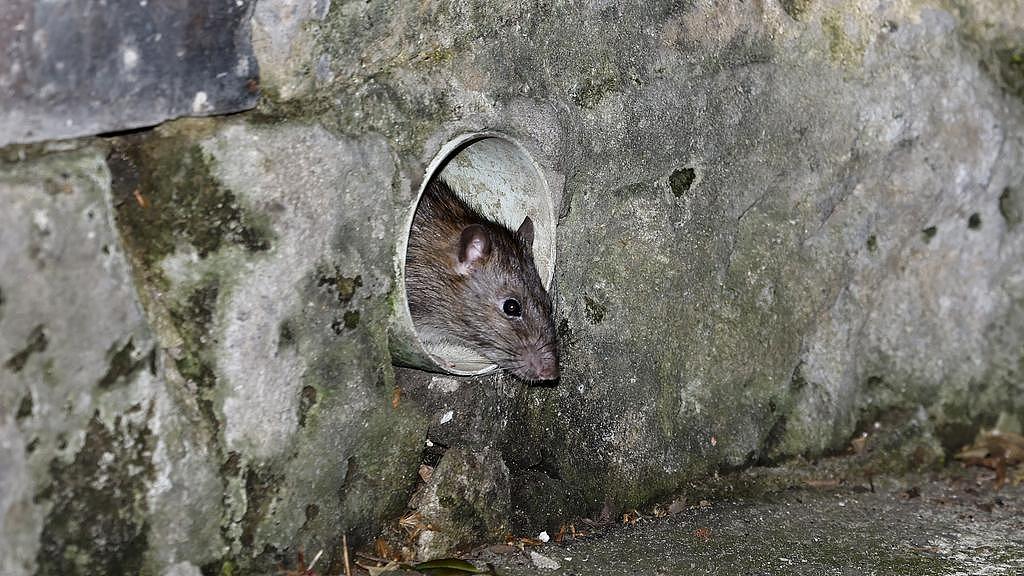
[
  {"left": 456, "top": 224, "right": 491, "bottom": 275},
  {"left": 517, "top": 216, "right": 535, "bottom": 250}
]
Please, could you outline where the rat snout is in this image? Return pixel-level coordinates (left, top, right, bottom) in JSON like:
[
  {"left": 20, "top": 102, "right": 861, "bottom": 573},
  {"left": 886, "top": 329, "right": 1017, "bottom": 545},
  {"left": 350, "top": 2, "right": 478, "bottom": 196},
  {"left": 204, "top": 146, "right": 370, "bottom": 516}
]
[{"left": 524, "top": 350, "right": 559, "bottom": 381}]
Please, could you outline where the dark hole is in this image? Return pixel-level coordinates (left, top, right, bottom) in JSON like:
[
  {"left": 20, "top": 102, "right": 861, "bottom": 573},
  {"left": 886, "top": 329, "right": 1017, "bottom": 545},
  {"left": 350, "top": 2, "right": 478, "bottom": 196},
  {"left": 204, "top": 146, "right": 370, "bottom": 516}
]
[
  {"left": 669, "top": 167, "right": 697, "bottom": 197},
  {"left": 304, "top": 504, "right": 319, "bottom": 523},
  {"left": 421, "top": 439, "right": 449, "bottom": 467},
  {"left": 277, "top": 320, "right": 295, "bottom": 348},
  {"left": 967, "top": 212, "right": 982, "bottom": 230},
  {"left": 298, "top": 386, "right": 318, "bottom": 427},
  {"left": 220, "top": 452, "right": 242, "bottom": 477}
]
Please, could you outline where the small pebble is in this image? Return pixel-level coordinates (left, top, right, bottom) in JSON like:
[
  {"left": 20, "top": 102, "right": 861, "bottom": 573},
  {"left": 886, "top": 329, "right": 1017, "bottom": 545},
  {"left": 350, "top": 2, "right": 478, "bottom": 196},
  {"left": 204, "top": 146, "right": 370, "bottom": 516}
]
[{"left": 530, "top": 551, "right": 560, "bottom": 570}]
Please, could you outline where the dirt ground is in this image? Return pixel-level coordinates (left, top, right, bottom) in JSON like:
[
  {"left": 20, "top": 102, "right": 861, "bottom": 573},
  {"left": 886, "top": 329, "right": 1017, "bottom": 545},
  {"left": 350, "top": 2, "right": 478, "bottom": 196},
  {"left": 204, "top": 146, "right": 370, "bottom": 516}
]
[{"left": 478, "top": 466, "right": 1024, "bottom": 576}]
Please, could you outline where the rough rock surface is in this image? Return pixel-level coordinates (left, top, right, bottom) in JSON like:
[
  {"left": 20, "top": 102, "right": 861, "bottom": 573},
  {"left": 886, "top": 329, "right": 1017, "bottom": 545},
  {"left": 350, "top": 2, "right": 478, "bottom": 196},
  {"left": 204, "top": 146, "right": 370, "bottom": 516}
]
[
  {"left": 107, "top": 119, "right": 427, "bottom": 573},
  {"left": 0, "top": 0, "right": 259, "bottom": 147},
  {"left": 412, "top": 447, "right": 511, "bottom": 559},
  {"left": 0, "top": 147, "right": 159, "bottom": 576},
  {"left": 1, "top": 0, "right": 1023, "bottom": 572},
  {"left": 489, "top": 470, "right": 1024, "bottom": 575}
]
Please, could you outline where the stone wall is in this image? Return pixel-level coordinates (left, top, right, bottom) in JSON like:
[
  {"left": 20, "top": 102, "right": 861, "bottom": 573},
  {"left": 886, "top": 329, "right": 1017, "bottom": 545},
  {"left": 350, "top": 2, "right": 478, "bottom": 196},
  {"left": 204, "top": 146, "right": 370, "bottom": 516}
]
[{"left": 2, "top": 1, "right": 1023, "bottom": 574}]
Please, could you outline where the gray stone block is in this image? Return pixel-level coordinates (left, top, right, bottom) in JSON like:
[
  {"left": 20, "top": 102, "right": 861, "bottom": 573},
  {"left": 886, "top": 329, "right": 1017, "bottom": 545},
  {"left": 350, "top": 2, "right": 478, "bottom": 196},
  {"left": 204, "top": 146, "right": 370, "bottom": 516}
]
[
  {"left": 0, "top": 147, "right": 161, "bottom": 576},
  {"left": 0, "top": 0, "right": 259, "bottom": 147}
]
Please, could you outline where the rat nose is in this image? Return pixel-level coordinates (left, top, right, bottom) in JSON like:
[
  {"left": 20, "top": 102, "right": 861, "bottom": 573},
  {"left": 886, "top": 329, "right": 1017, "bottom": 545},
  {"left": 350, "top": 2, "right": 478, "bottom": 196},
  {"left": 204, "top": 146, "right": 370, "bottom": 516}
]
[{"left": 527, "top": 354, "right": 559, "bottom": 381}]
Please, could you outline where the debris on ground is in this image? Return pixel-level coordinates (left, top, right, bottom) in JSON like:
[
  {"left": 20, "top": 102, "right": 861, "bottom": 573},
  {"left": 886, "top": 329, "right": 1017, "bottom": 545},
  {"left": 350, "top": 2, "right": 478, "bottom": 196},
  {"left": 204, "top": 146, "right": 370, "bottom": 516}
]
[
  {"left": 354, "top": 557, "right": 496, "bottom": 576},
  {"left": 955, "top": 430, "right": 1024, "bottom": 488}
]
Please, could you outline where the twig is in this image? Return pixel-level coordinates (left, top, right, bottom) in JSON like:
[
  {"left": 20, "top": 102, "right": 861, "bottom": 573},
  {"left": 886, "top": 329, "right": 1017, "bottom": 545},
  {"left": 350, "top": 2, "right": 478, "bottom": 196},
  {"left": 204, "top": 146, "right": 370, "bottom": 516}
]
[
  {"left": 355, "top": 552, "right": 390, "bottom": 563},
  {"left": 343, "top": 534, "right": 352, "bottom": 576},
  {"left": 307, "top": 550, "right": 324, "bottom": 574}
]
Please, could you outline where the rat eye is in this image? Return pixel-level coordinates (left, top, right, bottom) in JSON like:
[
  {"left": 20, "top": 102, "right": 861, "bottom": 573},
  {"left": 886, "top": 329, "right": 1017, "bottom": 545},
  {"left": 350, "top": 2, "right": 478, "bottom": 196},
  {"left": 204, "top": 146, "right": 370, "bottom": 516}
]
[{"left": 502, "top": 298, "right": 522, "bottom": 318}]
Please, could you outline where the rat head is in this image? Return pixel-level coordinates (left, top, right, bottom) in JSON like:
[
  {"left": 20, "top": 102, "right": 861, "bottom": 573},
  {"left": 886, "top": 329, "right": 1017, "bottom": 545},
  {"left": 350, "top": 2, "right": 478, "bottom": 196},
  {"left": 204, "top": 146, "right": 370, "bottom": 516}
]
[{"left": 451, "top": 216, "right": 559, "bottom": 381}]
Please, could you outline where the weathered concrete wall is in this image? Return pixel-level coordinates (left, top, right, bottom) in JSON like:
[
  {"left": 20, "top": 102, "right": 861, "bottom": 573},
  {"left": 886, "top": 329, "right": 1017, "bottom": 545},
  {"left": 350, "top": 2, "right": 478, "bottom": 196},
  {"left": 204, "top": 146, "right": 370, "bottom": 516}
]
[{"left": 2, "top": 0, "right": 1023, "bottom": 573}]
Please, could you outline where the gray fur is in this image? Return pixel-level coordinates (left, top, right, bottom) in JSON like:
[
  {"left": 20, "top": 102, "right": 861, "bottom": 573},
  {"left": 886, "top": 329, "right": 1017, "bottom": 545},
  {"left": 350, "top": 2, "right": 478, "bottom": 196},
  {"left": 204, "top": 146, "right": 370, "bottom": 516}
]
[{"left": 406, "top": 179, "right": 559, "bottom": 381}]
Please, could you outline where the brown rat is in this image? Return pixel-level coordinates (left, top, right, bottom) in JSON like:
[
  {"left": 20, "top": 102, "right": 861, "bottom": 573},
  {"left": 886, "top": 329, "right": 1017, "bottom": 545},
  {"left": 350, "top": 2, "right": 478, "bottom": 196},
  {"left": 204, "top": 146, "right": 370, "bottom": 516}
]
[{"left": 405, "top": 178, "right": 559, "bottom": 381}]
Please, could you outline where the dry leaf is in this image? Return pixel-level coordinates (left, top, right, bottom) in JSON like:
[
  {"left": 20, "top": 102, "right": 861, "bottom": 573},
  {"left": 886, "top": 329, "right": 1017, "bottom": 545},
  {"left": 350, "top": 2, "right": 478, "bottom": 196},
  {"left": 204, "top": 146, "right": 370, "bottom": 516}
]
[
  {"left": 850, "top": 432, "right": 869, "bottom": 454},
  {"left": 409, "top": 558, "right": 492, "bottom": 575},
  {"left": 956, "top": 430, "right": 1024, "bottom": 464},
  {"left": 419, "top": 464, "right": 434, "bottom": 482},
  {"left": 622, "top": 509, "right": 641, "bottom": 526},
  {"left": 956, "top": 430, "right": 1024, "bottom": 488},
  {"left": 399, "top": 511, "right": 429, "bottom": 539},
  {"left": 374, "top": 538, "right": 397, "bottom": 562},
  {"left": 509, "top": 536, "right": 544, "bottom": 547},
  {"left": 358, "top": 560, "right": 401, "bottom": 576},
  {"left": 133, "top": 189, "right": 148, "bottom": 208}
]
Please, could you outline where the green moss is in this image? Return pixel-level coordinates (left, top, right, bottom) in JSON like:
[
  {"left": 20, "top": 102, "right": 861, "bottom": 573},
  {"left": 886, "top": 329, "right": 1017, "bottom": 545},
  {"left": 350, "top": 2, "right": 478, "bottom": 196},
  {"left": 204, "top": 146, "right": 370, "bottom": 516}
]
[
  {"left": 417, "top": 45, "right": 456, "bottom": 65},
  {"left": 255, "top": 7, "right": 458, "bottom": 157},
  {"left": 4, "top": 324, "right": 48, "bottom": 373},
  {"left": 994, "top": 45, "right": 1024, "bottom": 102},
  {"left": 572, "top": 64, "right": 620, "bottom": 109},
  {"left": 343, "top": 310, "right": 361, "bottom": 329},
  {"left": 298, "top": 385, "right": 318, "bottom": 427},
  {"left": 248, "top": 261, "right": 427, "bottom": 555},
  {"left": 316, "top": 265, "right": 363, "bottom": 304},
  {"left": 239, "top": 465, "right": 285, "bottom": 549},
  {"left": 36, "top": 413, "right": 154, "bottom": 576},
  {"left": 97, "top": 338, "right": 153, "bottom": 389},
  {"left": 582, "top": 295, "right": 606, "bottom": 324},
  {"left": 337, "top": 398, "right": 426, "bottom": 546},
  {"left": 420, "top": 448, "right": 511, "bottom": 550},
  {"left": 669, "top": 168, "right": 696, "bottom": 198},
  {"left": 822, "top": 14, "right": 865, "bottom": 68},
  {"left": 110, "top": 136, "right": 273, "bottom": 278},
  {"left": 162, "top": 277, "right": 223, "bottom": 434},
  {"left": 781, "top": 0, "right": 813, "bottom": 20},
  {"left": 954, "top": 0, "right": 1024, "bottom": 104},
  {"left": 16, "top": 393, "right": 33, "bottom": 420},
  {"left": 201, "top": 559, "right": 237, "bottom": 576},
  {"left": 167, "top": 280, "right": 220, "bottom": 388}
]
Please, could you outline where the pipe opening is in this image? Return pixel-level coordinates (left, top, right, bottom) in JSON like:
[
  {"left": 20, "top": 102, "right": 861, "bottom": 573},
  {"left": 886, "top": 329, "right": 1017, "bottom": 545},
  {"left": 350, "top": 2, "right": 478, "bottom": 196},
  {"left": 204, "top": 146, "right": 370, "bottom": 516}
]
[{"left": 390, "top": 132, "right": 556, "bottom": 376}]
